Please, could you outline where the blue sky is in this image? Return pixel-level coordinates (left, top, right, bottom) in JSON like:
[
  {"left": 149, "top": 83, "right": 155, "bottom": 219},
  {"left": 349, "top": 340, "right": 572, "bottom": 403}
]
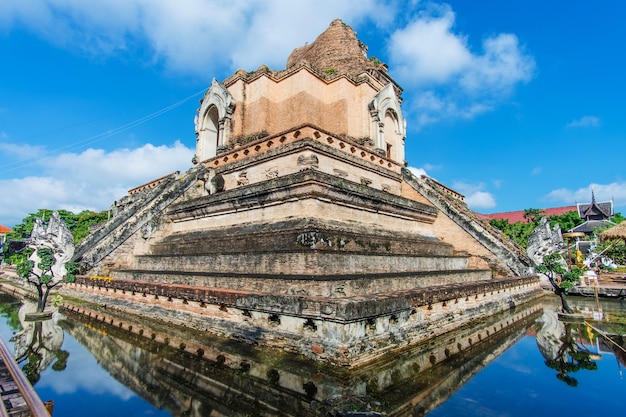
[{"left": 1, "top": 0, "right": 625, "bottom": 228}]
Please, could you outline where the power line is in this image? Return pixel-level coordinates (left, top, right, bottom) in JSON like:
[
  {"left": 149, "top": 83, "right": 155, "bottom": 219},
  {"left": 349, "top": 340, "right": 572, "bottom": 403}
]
[{"left": 0, "top": 88, "right": 206, "bottom": 175}]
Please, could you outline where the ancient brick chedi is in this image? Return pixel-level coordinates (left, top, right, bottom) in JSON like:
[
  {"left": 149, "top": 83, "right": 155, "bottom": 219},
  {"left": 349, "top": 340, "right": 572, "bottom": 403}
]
[{"left": 67, "top": 19, "right": 539, "bottom": 366}]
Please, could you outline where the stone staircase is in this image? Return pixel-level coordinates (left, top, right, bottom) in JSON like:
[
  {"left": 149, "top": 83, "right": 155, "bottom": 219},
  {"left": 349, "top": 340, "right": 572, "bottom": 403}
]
[
  {"left": 402, "top": 168, "right": 533, "bottom": 276},
  {"left": 72, "top": 164, "right": 207, "bottom": 271}
]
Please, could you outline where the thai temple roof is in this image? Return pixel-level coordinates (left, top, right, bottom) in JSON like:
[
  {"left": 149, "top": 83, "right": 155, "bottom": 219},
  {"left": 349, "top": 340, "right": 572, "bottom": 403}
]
[
  {"left": 577, "top": 196, "right": 613, "bottom": 219},
  {"left": 570, "top": 219, "right": 615, "bottom": 234}
]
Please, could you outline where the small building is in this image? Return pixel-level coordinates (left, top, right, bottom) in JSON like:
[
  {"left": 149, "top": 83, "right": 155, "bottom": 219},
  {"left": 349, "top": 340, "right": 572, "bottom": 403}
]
[
  {"left": 569, "top": 192, "right": 615, "bottom": 234},
  {"left": 0, "top": 225, "right": 11, "bottom": 253},
  {"left": 569, "top": 192, "right": 615, "bottom": 255}
]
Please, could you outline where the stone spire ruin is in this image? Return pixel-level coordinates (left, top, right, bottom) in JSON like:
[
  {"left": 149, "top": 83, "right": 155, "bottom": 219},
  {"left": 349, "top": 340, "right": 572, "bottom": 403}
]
[{"left": 68, "top": 20, "right": 538, "bottom": 366}]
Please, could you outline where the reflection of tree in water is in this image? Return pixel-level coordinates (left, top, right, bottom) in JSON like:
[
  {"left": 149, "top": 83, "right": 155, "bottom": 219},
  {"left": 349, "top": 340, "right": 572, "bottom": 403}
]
[
  {"left": 545, "top": 323, "right": 598, "bottom": 386},
  {"left": 536, "top": 310, "right": 598, "bottom": 387},
  {"left": 11, "top": 301, "right": 68, "bottom": 385},
  {"left": 0, "top": 295, "right": 22, "bottom": 331}
]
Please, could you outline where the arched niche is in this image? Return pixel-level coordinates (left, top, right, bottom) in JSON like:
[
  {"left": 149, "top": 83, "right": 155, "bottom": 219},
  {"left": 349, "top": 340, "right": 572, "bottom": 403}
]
[
  {"left": 369, "top": 83, "right": 406, "bottom": 164},
  {"left": 194, "top": 79, "right": 235, "bottom": 162}
]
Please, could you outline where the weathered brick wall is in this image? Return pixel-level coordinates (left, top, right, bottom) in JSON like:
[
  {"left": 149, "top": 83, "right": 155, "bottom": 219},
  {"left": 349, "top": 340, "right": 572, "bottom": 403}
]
[
  {"left": 213, "top": 140, "right": 403, "bottom": 196},
  {"left": 109, "top": 268, "right": 490, "bottom": 298},
  {"left": 227, "top": 69, "right": 380, "bottom": 144},
  {"left": 61, "top": 274, "right": 541, "bottom": 366},
  {"left": 67, "top": 275, "right": 538, "bottom": 324},
  {"left": 286, "top": 19, "right": 376, "bottom": 76}
]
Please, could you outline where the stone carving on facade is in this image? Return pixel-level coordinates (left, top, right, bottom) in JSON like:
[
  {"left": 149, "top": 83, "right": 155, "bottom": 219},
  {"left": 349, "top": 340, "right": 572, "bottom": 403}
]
[
  {"left": 333, "top": 168, "right": 349, "bottom": 178},
  {"left": 195, "top": 79, "right": 236, "bottom": 162},
  {"left": 237, "top": 171, "right": 249, "bottom": 186},
  {"left": 29, "top": 211, "right": 75, "bottom": 281},
  {"left": 140, "top": 217, "right": 161, "bottom": 240},
  {"left": 216, "top": 144, "right": 232, "bottom": 155},
  {"left": 265, "top": 167, "right": 279, "bottom": 179},
  {"left": 297, "top": 153, "right": 319, "bottom": 170},
  {"left": 110, "top": 194, "right": 138, "bottom": 219},
  {"left": 203, "top": 169, "right": 225, "bottom": 195},
  {"left": 368, "top": 83, "right": 406, "bottom": 157},
  {"left": 356, "top": 137, "right": 375, "bottom": 148},
  {"left": 527, "top": 217, "right": 566, "bottom": 267}
]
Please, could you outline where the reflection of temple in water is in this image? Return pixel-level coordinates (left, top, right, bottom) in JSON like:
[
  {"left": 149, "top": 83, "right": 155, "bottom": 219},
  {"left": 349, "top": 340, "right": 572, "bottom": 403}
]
[{"left": 58, "top": 299, "right": 543, "bottom": 417}]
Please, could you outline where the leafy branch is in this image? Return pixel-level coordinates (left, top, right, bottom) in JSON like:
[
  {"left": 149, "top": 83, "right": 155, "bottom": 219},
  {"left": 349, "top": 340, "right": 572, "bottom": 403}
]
[
  {"left": 16, "top": 248, "right": 77, "bottom": 312},
  {"left": 536, "top": 253, "right": 583, "bottom": 313}
]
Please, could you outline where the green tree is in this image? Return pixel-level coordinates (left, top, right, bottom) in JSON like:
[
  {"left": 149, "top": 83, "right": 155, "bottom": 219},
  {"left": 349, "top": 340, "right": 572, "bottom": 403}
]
[
  {"left": 6, "top": 209, "right": 78, "bottom": 241},
  {"left": 548, "top": 210, "right": 584, "bottom": 232},
  {"left": 544, "top": 321, "right": 598, "bottom": 386},
  {"left": 489, "top": 208, "right": 591, "bottom": 249},
  {"left": 0, "top": 295, "right": 22, "bottom": 331},
  {"left": 536, "top": 253, "right": 583, "bottom": 314},
  {"left": 489, "top": 218, "right": 535, "bottom": 249},
  {"left": 611, "top": 212, "right": 625, "bottom": 224},
  {"left": 16, "top": 248, "right": 77, "bottom": 312},
  {"left": 3, "top": 209, "right": 109, "bottom": 264},
  {"left": 523, "top": 208, "right": 545, "bottom": 225},
  {"left": 71, "top": 210, "right": 109, "bottom": 244}
]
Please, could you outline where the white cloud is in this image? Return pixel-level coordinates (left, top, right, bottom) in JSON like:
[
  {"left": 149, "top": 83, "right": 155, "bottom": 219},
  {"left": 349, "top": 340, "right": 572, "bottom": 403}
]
[
  {"left": 408, "top": 166, "right": 429, "bottom": 178},
  {"left": 0, "top": 0, "right": 391, "bottom": 77},
  {"left": 465, "top": 191, "right": 496, "bottom": 210},
  {"left": 566, "top": 115, "right": 600, "bottom": 128},
  {"left": 531, "top": 167, "right": 542, "bottom": 175},
  {"left": 452, "top": 181, "right": 496, "bottom": 210},
  {"left": 38, "top": 339, "right": 134, "bottom": 400},
  {"left": 390, "top": 9, "right": 534, "bottom": 91},
  {"left": 409, "top": 167, "right": 498, "bottom": 210},
  {"left": 0, "top": 141, "right": 194, "bottom": 227},
  {"left": 389, "top": 5, "right": 471, "bottom": 85},
  {"left": 460, "top": 34, "right": 534, "bottom": 94},
  {"left": 545, "top": 181, "right": 626, "bottom": 213},
  {"left": 0, "top": 1, "right": 533, "bottom": 130},
  {"left": 421, "top": 163, "right": 441, "bottom": 172},
  {"left": 0, "top": 141, "right": 47, "bottom": 161},
  {"left": 388, "top": 6, "right": 534, "bottom": 129}
]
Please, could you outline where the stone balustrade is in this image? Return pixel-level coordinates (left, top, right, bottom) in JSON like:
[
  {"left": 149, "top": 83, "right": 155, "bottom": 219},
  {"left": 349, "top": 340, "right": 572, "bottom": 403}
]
[{"left": 201, "top": 124, "right": 402, "bottom": 174}]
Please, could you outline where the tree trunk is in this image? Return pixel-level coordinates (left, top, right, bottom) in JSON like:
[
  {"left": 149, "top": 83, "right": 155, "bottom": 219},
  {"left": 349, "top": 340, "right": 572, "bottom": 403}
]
[
  {"left": 36, "top": 285, "right": 46, "bottom": 312},
  {"left": 39, "top": 286, "right": 53, "bottom": 313},
  {"left": 548, "top": 276, "right": 573, "bottom": 314},
  {"left": 557, "top": 289, "right": 573, "bottom": 314}
]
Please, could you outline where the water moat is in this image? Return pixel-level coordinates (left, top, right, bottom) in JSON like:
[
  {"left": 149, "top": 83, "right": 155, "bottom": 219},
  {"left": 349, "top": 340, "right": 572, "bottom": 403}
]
[{"left": 1, "top": 291, "right": 624, "bottom": 416}]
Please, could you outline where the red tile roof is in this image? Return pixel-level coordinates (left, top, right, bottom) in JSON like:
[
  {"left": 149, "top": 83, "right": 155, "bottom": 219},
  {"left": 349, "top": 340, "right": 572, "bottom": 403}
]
[
  {"left": 0, "top": 225, "right": 11, "bottom": 234},
  {"left": 476, "top": 206, "right": 578, "bottom": 224}
]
